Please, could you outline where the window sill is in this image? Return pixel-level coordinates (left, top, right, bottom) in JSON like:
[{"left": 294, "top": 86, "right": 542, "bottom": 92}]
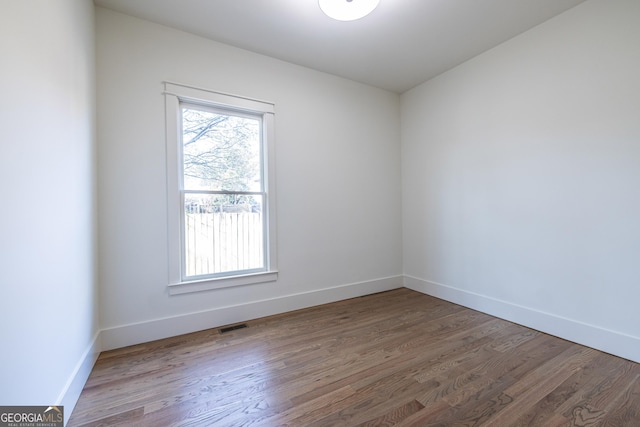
[{"left": 168, "top": 271, "right": 278, "bottom": 295}]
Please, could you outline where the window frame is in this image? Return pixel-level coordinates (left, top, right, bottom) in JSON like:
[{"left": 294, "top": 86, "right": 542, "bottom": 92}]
[{"left": 164, "top": 82, "right": 278, "bottom": 295}]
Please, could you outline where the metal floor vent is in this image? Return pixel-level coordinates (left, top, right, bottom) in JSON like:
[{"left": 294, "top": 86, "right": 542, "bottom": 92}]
[{"left": 220, "top": 323, "right": 248, "bottom": 334}]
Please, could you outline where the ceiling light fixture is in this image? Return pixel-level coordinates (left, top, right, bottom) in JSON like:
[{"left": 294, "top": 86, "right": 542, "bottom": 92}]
[{"left": 319, "top": 0, "right": 380, "bottom": 21}]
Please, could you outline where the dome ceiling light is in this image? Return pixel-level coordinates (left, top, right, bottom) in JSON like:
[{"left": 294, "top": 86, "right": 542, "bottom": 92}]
[{"left": 319, "top": 0, "right": 380, "bottom": 21}]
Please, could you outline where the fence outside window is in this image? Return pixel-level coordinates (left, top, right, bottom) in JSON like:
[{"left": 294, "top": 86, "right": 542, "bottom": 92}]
[{"left": 184, "top": 211, "right": 264, "bottom": 277}]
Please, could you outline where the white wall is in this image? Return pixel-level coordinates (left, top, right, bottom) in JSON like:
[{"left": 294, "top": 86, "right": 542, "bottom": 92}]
[
  {"left": 0, "top": 0, "right": 99, "bottom": 419},
  {"left": 402, "top": 0, "right": 640, "bottom": 362},
  {"left": 96, "top": 8, "right": 403, "bottom": 349}
]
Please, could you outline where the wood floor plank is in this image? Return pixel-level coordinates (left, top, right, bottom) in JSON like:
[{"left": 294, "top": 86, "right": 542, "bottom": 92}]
[
  {"left": 484, "top": 347, "right": 599, "bottom": 425},
  {"left": 68, "top": 289, "right": 640, "bottom": 427},
  {"left": 72, "top": 407, "right": 144, "bottom": 427},
  {"left": 258, "top": 385, "right": 356, "bottom": 426},
  {"left": 355, "top": 399, "right": 425, "bottom": 427},
  {"left": 412, "top": 375, "right": 516, "bottom": 426},
  {"left": 602, "top": 373, "right": 640, "bottom": 426}
]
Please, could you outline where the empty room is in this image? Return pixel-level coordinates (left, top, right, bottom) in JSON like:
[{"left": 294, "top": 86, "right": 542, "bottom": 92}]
[{"left": 1, "top": 0, "right": 639, "bottom": 425}]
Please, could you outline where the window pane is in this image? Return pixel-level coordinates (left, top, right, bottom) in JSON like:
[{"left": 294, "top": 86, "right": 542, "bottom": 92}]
[
  {"left": 182, "top": 107, "right": 261, "bottom": 192},
  {"left": 184, "top": 193, "right": 264, "bottom": 277}
]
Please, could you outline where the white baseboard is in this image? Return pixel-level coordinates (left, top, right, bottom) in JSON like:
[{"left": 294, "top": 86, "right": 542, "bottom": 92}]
[
  {"left": 58, "top": 274, "right": 639, "bottom": 422},
  {"left": 404, "top": 275, "right": 640, "bottom": 363},
  {"left": 57, "top": 331, "right": 101, "bottom": 425},
  {"left": 101, "top": 276, "right": 403, "bottom": 351}
]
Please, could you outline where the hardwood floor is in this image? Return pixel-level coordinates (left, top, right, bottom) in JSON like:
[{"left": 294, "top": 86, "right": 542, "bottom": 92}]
[{"left": 68, "top": 289, "right": 640, "bottom": 426}]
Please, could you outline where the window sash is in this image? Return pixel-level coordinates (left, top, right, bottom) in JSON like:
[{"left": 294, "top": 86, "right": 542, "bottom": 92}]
[
  {"left": 179, "top": 103, "right": 264, "bottom": 193},
  {"left": 179, "top": 190, "right": 268, "bottom": 280}
]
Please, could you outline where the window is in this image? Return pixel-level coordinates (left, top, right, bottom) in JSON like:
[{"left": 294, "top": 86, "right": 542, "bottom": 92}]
[{"left": 164, "top": 82, "right": 277, "bottom": 294}]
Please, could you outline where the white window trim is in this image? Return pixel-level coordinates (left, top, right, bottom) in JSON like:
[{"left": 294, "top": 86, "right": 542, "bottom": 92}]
[{"left": 164, "top": 82, "right": 278, "bottom": 295}]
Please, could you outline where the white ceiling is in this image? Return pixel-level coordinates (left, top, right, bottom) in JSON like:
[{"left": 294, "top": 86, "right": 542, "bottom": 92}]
[{"left": 94, "top": 0, "right": 586, "bottom": 93}]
